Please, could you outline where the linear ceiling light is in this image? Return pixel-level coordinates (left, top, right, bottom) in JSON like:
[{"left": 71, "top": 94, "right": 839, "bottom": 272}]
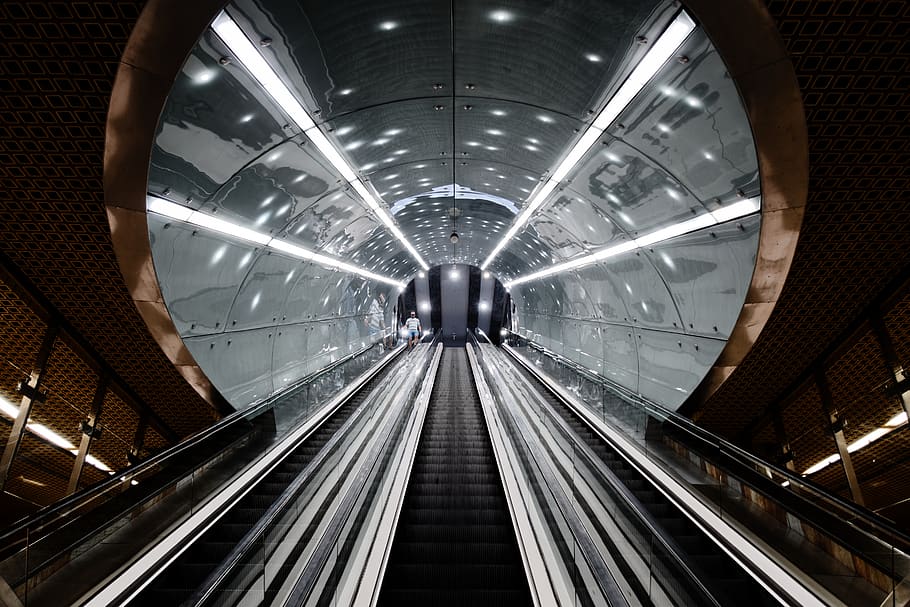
[
  {"left": 148, "top": 196, "right": 406, "bottom": 288},
  {"left": 481, "top": 10, "right": 696, "bottom": 271},
  {"left": 0, "top": 397, "right": 113, "bottom": 473},
  {"left": 802, "top": 410, "right": 908, "bottom": 476},
  {"left": 211, "top": 11, "right": 428, "bottom": 271},
  {"left": 504, "top": 197, "right": 759, "bottom": 288}
]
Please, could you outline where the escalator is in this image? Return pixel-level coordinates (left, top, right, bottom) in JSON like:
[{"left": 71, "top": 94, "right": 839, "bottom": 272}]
[
  {"left": 378, "top": 346, "right": 532, "bottom": 605},
  {"left": 130, "top": 357, "right": 400, "bottom": 605},
  {"left": 507, "top": 356, "right": 778, "bottom": 606}
]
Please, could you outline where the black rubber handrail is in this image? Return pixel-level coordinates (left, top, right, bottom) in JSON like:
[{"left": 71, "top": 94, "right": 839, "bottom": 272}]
[
  {"left": 504, "top": 332, "right": 910, "bottom": 557},
  {"left": 501, "top": 347, "right": 721, "bottom": 606},
  {"left": 189, "top": 332, "right": 439, "bottom": 605},
  {"left": 0, "top": 341, "right": 387, "bottom": 547},
  {"left": 283, "top": 338, "right": 442, "bottom": 605}
]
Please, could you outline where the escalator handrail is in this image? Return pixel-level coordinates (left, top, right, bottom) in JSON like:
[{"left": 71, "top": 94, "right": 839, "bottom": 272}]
[
  {"left": 185, "top": 343, "right": 414, "bottom": 606},
  {"left": 505, "top": 332, "right": 910, "bottom": 555},
  {"left": 283, "top": 343, "right": 443, "bottom": 605},
  {"left": 498, "top": 346, "right": 722, "bottom": 606},
  {"left": 0, "top": 341, "right": 390, "bottom": 550},
  {"left": 471, "top": 344, "right": 631, "bottom": 606}
]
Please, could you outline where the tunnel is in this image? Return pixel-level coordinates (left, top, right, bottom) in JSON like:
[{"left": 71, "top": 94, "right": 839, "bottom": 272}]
[{"left": 116, "top": 0, "right": 783, "bottom": 413}]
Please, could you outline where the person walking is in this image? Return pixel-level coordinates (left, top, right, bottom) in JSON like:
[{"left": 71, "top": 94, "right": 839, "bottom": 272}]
[{"left": 405, "top": 311, "right": 422, "bottom": 349}]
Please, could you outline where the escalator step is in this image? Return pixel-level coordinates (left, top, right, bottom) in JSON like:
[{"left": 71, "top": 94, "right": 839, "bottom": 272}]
[{"left": 377, "top": 348, "right": 531, "bottom": 606}]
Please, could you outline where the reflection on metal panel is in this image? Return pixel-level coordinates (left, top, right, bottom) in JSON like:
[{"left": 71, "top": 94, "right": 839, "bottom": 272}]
[
  {"left": 477, "top": 272, "right": 495, "bottom": 334},
  {"left": 510, "top": 214, "right": 759, "bottom": 410},
  {"left": 440, "top": 264, "right": 470, "bottom": 337}
]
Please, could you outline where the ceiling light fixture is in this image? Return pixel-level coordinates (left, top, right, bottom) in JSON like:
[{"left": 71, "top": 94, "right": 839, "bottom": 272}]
[
  {"left": 211, "top": 11, "right": 427, "bottom": 270},
  {"left": 802, "top": 410, "right": 908, "bottom": 476},
  {"left": 481, "top": 10, "right": 696, "bottom": 271},
  {"left": 147, "top": 196, "right": 405, "bottom": 288},
  {"left": 0, "top": 397, "right": 113, "bottom": 473},
  {"left": 504, "top": 197, "right": 760, "bottom": 288}
]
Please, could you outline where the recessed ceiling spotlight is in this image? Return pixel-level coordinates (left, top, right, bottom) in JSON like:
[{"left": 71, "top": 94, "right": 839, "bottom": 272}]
[
  {"left": 489, "top": 9, "right": 514, "bottom": 23},
  {"left": 584, "top": 53, "right": 602, "bottom": 63},
  {"left": 537, "top": 114, "right": 554, "bottom": 123},
  {"left": 338, "top": 88, "right": 354, "bottom": 96},
  {"left": 378, "top": 20, "right": 399, "bottom": 31}
]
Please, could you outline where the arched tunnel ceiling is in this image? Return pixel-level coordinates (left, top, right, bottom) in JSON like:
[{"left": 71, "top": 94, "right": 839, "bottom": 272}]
[{"left": 145, "top": 0, "right": 766, "bottom": 409}]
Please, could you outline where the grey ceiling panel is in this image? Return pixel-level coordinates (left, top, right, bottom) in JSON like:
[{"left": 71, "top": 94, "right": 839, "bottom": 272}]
[
  {"left": 614, "top": 29, "right": 760, "bottom": 204},
  {"left": 451, "top": 98, "right": 584, "bottom": 174},
  {"left": 231, "top": 0, "right": 453, "bottom": 122},
  {"left": 566, "top": 138, "right": 705, "bottom": 238},
  {"left": 326, "top": 100, "right": 454, "bottom": 175},
  {"left": 149, "top": 31, "right": 294, "bottom": 207},
  {"left": 453, "top": 0, "right": 669, "bottom": 119}
]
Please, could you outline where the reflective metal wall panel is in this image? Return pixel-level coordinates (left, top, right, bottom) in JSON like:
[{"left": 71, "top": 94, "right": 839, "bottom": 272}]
[
  {"left": 183, "top": 329, "right": 276, "bottom": 405},
  {"left": 634, "top": 329, "right": 725, "bottom": 409},
  {"left": 645, "top": 215, "right": 760, "bottom": 338},
  {"left": 146, "top": 0, "right": 762, "bottom": 412},
  {"left": 149, "top": 215, "right": 263, "bottom": 336}
]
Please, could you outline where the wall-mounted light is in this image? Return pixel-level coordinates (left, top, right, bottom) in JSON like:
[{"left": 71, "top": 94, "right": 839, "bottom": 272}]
[
  {"left": 505, "top": 197, "right": 760, "bottom": 288},
  {"left": 211, "top": 11, "right": 428, "bottom": 270},
  {"left": 481, "top": 10, "right": 697, "bottom": 271},
  {"left": 148, "top": 196, "right": 405, "bottom": 288}
]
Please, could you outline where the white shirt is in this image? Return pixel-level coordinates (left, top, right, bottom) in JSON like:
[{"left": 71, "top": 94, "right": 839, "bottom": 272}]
[{"left": 406, "top": 317, "right": 421, "bottom": 331}]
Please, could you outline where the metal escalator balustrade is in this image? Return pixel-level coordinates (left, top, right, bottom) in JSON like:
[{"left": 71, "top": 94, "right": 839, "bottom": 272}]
[
  {"left": 378, "top": 345, "right": 533, "bottom": 606},
  {"left": 498, "top": 332, "right": 910, "bottom": 606},
  {"left": 127, "top": 342, "right": 435, "bottom": 606},
  {"left": 494, "top": 345, "right": 768, "bottom": 606},
  {"left": 0, "top": 341, "right": 398, "bottom": 607}
]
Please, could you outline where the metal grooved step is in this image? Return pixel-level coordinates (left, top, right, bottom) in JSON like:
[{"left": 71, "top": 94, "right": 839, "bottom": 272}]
[{"left": 378, "top": 347, "right": 532, "bottom": 606}]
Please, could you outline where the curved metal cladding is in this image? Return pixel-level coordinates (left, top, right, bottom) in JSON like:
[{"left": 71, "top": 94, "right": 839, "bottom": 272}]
[
  {"left": 502, "top": 27, "right": 762, "bottom": 410},
  {"left": 136, "top": 0, "right": 794, "bottom": 411},
  {"left": 146, "top": 31, "right": 412, "bottom": 407}
]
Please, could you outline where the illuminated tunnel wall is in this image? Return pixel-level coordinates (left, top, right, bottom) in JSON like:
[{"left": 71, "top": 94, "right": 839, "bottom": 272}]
[{"left": 143, "top": 0, "right": 770, "bottom": 412}]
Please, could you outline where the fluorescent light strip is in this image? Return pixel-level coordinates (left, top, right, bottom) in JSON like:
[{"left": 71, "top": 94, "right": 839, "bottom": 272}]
[
  {"left": 481, "top": 10, "right": 696, "bottom": 271},
  {"left": 505, "top": 198, "right": 759, "bottom": 287},
  {"left": 148, "top": 196, "right": 405, "bottom": 288},
  {"left": 211, "top": 11, "right": 427, "bottom": 271},
  {"left": 803, "top": 410, "right": 908, "bottom": 475},
  {"left": 0, "top": 397, "right": 112, "bottom": 473}
]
